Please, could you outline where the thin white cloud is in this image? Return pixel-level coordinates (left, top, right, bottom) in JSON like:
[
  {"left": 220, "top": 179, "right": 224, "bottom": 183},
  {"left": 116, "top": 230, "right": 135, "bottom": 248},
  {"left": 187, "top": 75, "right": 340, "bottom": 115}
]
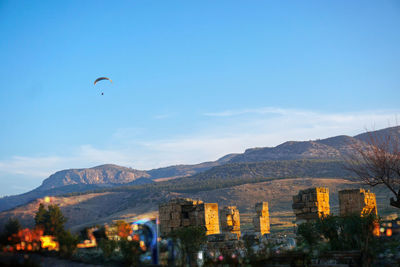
[
  {"left": 203, "top": 107, "right": 289, "bottom": 117},
  {"left": 0, "top": 107, "right": 399, "bottom": 187},
  {"left": 0, "top": 156, "right": 64, "bottom": 177},
  {"left": 139, "top": 108, "right": 399, "bottom": 165},
  {"left": 0, "top": 146, "right": 135, "bottom": 179}
]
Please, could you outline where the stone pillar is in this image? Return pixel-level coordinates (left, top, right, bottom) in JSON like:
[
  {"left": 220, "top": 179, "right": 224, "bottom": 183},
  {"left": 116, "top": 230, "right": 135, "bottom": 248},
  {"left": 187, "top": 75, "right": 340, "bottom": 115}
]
[
  {"left": 292, "top": 187, "right": 330, "bottom": 223},
  {"left": 220, "top": 206, "right": 241, "bottom": 238},
  {"left": 199, "top": 203, "right": 220, "bottom": 235},
  {"left": 253, "top": 202, "right": 270, "bottom": 236},
  {"left": 339, "top": 189, "right": 378, "bottom": 216}
]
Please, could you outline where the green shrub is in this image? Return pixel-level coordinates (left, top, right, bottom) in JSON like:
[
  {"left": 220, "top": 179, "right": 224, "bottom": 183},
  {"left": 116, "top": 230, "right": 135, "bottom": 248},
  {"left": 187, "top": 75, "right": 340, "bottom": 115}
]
[
  {"left": 57, "top": 230, "right": 78, "bottom": 258},
  {"left": 168, "top": 226, "right": 207, "bottom": 266},
  {"left": 0, "top": 217, "right": 21, "bottom": 245},
  {"left": 119, "top": 239, "right": 142, "bottom": 266},
  {"left": 98, "top": 239, "right": 118, "bottom": 259}
]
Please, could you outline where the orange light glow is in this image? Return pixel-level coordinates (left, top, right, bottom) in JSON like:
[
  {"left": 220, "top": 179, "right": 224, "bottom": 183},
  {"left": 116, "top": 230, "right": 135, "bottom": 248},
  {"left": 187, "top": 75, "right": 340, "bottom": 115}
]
[
  {"left": 117, "top": 221, "right": 133, "bottom": 239},
  {"left": 139, "top": 240, "right": 146, "bottom": 251},
  {"left": 77, "top": 237, "right": 97, "bottom": 248},
  {"left": 40, "top": 236, "right": 59, "bottom": 251},
  {"left": 8, "top": 228, "right": 46, "bottom": 252},
  {"left": 386, "top": 228, "right": 392, "bottom": 237},
  {"left": 373, "top": 222, "right": 380, "bottom": 236},
  {"left": 132, "top": 234, "right": 140, "bottom": 242},
  {"left": 77, "top": 227, "right": 97, "bottom": 248},
  {"left": 77, "top": 241, "right": 97, "bottom": 248},
  {"left": 44, "top": 196, "right": 51, "bottom": 203}
]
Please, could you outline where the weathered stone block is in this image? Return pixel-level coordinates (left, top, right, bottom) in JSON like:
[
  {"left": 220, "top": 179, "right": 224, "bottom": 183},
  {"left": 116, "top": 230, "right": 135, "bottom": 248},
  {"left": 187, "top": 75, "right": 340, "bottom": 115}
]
[
  {"left": 292, "top": 187, "right": 330, "bottom": 223},
  {"left": 158, "top": 198, "right": 220, "bottom": 236},
  {"left": 339, "top": 189, "right": 378, "bottom": 217}
]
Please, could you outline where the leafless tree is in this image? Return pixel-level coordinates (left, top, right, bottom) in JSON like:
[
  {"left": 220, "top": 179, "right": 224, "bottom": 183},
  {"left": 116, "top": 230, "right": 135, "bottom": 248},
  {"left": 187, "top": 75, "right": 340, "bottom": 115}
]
[{"left": 345, "top": 128, "right": 400, "bottom": 209}]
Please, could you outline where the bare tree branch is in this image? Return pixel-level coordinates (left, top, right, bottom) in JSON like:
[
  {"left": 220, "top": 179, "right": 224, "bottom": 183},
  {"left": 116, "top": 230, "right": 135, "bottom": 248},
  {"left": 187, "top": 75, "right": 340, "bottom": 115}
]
[{"left": 344, "top": 127, "right": 400, "bottom": 209}]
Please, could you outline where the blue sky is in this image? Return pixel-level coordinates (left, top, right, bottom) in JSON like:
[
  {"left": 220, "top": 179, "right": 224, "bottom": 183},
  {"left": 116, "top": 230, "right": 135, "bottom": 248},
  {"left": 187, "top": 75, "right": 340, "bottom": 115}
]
[{"left": 1, "top": 0, "right": 399, "bottom": 196}]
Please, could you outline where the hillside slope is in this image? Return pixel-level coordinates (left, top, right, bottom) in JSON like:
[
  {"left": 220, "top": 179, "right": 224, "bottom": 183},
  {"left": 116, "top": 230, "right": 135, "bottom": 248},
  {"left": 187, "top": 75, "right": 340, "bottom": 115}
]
[
  {"left": 1, "top": 126, "right": 399, "bottom": 212},
  {"left": 191, "top": 160, "right": 351, "bottom": 181},
  {"left": 0, "top": 178, "right": 395, "bottom": 233}
]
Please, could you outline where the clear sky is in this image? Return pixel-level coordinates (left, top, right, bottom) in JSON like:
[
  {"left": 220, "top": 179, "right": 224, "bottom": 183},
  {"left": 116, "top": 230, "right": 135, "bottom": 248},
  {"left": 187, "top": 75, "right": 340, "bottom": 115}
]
[{"left": 1, "top": 0, "right": 399, "bottom": 196}]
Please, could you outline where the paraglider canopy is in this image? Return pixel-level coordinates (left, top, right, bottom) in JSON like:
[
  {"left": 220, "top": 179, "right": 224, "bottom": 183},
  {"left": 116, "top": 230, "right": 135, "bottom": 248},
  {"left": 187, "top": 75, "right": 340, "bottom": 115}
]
[{"left": 94, "top": 77, "right": 112, "bottom": 85}]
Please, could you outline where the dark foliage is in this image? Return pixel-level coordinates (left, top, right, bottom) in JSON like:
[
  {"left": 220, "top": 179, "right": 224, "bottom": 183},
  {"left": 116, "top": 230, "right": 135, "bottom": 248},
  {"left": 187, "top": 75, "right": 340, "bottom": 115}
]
[
  {"left": 57, "top": 230, "right": 79, "bottom": 258},
  {"left": 296, "top": 221, "right": 321, "bottom": 251},
  {"left": 296, "top": 214, "right": 380, "bottom": 266},
  {"left": 119, "top": 239, "right": 142, "bottom": 266},
  {"left": 168, "top": 226, "right": 207, "bottom": 266},
  {"left": 0, "top": 217, "right": 21, "bottom": 245},
  {"left": 34, "top": 204, "right": 77, "bottom": 258},
  {"left": 34, "top": 204, "right": 67, "bottom": 236},
  {"left": 98, "top": 239, "right": 118, "bottom": 258}
]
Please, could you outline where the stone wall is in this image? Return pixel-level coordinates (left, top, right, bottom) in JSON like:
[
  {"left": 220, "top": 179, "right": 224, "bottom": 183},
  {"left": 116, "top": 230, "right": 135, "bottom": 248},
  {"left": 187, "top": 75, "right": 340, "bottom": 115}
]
[
  {"left": 159, "top": 198, "right": 220, "bottom": 236},
  {"left": 207, "top": 233, "right": 242, "bottom": 255},
  {"left": 253, "top": 202, "right": 270, "bottom": 236},
  {"left": 292, "top": 187, "right": 330, "bottom": 222},
  {"left": 339, "top": 189, "right": 377, "bottom": 216},
  {"left": 220, "top": 206, "right": 241, "bottom": 238}
]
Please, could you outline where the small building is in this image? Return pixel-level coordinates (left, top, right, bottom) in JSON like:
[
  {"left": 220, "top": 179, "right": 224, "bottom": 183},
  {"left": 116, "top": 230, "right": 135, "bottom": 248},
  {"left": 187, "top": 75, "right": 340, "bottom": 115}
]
[{"left": 158, "top": 198, "right": 220, "bottom": 236}]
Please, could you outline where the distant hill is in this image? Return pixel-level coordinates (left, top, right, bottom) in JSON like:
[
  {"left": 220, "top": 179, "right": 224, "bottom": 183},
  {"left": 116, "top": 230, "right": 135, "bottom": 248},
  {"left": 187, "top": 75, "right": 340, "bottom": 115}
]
[
  {"left": 0, "top": 126, "right": 399, "bottom": 212},
  {"left": 0, "top": 170, "right": 153, "bottom": 212},
  {"left": 227, "top": 135, "right": 366, "bottom": 163},
  {"left": 354, "top": 125, "right": 400, "bottom": 144},
  {"left": 39, "top": 164, "right": 151, "bottom": 190},
  {"left": 29, "top": 126, "right": 400, "bottom": 189},
  {"left": 191, "top": 160, "right": 352, "bottom": 181}
]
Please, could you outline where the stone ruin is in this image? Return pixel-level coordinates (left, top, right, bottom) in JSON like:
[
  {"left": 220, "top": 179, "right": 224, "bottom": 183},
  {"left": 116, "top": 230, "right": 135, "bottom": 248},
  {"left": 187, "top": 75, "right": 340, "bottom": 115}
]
[
  {"left": 158, "top": 198, "right": 220, "bottom": 236},
  {"left": 339, "top": 189, "right": 378, "bottom": 216},
  {"left": 206, "top": 232, "right": 243, "bottom": 256},
  {"left": 220, "top": 206, "right": 241, "bottom": 238},
  {"left": 253, "top": 202, "right": 270, "bottom": 236},
  {"left": 292, "top": 187, "right": 330, "bottom": 222},
  {"left": 158, "top": 198, "right": 273, "bottom": 241}
]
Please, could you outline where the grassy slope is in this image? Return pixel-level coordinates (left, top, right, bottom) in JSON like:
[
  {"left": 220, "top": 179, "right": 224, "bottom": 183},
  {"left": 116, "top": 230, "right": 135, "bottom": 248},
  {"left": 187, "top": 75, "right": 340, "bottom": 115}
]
[{"left": 1, "top": 176, "right": 397, "bottom": 233}]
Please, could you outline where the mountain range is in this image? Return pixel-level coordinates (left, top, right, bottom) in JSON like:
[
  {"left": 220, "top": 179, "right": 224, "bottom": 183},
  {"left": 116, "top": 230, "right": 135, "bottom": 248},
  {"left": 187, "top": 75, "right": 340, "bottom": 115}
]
[{"left": 1, "top": 126, "right": 399, "bottom": 213}]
